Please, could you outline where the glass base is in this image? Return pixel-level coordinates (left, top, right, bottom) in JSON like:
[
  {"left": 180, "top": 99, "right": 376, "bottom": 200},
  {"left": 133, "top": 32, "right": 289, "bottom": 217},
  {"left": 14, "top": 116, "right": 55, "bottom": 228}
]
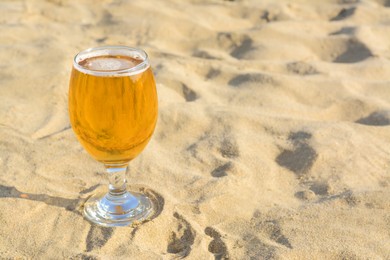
[{"left": 83, "top": 190, "right": 153, "bottom": 227}]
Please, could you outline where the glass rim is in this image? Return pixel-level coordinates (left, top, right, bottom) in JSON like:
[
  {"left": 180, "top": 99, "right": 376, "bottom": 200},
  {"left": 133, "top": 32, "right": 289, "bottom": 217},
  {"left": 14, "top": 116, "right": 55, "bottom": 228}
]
[{"left": 73, "top": 45, "right": 150, "bottom": 77}]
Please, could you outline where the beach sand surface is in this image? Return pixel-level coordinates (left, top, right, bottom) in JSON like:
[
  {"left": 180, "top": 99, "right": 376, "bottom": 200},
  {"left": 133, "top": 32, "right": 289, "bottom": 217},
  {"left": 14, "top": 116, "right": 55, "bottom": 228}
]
[{"left": 0, "top": 0, "right": 390, "bottom": 259}]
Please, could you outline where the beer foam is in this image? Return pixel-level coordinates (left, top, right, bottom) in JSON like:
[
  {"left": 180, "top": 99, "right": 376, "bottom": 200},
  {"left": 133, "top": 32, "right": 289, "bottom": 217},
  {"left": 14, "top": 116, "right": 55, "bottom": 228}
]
[
  {"left": 81, "top": 56, "right": 141, "bottom": 71},
  {"left": 74, "top": 47, "right": 150, "bottom": 77}
]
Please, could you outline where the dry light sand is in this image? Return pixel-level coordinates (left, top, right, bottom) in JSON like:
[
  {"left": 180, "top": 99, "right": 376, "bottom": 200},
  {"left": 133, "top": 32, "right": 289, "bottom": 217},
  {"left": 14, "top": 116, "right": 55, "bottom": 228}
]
[{"left": 1, "top": 0, "right": 390, "bottom": 259}]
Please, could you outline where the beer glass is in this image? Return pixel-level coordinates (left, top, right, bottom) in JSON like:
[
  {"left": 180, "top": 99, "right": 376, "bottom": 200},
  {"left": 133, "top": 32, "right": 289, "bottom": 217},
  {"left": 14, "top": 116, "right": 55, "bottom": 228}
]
[{"left": 68, "top": 46, "right": 158, "bottom": 226}]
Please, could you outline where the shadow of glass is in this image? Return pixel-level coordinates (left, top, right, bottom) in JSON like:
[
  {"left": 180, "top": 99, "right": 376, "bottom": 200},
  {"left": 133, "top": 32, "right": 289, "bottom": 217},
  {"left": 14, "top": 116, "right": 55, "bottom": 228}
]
[
  {"left": 0, "top": 184, "right": 80, "bottom": 212},
  {"left": 0, "top": 184, "right": 164, "bottom": 220}
]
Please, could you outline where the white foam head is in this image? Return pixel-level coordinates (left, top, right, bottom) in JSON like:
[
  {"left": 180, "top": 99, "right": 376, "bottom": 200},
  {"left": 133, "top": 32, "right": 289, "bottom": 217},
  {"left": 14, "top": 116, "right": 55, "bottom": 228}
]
[
  {"left": 85, "top": 57, "right": 138, "bottom": 71},
  {"left": 73, "top": 46, "right": 150, "bottom": 77}
]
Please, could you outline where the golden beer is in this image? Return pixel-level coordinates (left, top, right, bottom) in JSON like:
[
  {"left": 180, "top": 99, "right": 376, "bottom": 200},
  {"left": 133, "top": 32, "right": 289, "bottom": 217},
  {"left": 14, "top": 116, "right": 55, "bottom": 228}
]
[{"left": 69, "top": 55, "right": 158, "bottom": 164}]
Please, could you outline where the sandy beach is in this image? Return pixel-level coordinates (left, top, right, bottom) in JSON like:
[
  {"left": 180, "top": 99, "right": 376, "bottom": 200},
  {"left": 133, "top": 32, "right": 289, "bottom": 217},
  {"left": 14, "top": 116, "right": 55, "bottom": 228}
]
[{"left": 1, "top": 0, "right": 390, "bottom": 259}]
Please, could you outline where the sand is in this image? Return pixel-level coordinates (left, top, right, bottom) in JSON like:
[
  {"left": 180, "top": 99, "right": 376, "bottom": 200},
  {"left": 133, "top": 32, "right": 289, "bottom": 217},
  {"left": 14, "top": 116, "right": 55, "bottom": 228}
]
[{"left": 1, "top": 0, "right": 390, "bottom": 259}]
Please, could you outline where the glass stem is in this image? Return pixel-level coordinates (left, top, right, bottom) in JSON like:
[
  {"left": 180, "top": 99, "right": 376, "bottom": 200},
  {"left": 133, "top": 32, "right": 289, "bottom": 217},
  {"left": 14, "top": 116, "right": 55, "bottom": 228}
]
[{"left": 105, "top": 164, "right": 128, "bottom": 196}]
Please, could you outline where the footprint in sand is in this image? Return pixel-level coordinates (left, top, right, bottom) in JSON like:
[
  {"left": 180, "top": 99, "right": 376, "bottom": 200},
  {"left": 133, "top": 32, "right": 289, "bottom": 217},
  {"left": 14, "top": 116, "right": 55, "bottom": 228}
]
[
  {"left": 205, "top": 227, "right": 229, "bottom": 260},
  {"left": 158, "top": 78, "right": 199, "bottom": 102},
  {"left": 250, "top": 211, "right": 292, "bottom": 249},
  {"left": 260, "top": 10, "right": 281, "bottom": 23},
  {"left": 206, "top": 68, "right": 221, "bottom": 80},
  {"left": 296, "top": 180, "right": 334, "bottom": 201},
  {"left": 182, "top": 83, "right": 198, "bottom": 102},
  {"left": 330, "top": 7, "right": 356, "bottom": 21},
  {"left": 276, "top": 131, "right": 318, "bottom": 178},
  {"left": 286, "top": 62, "right": 318, "bottom": 76},
  {"left": 329, "top": 26, "right": 356, "bottom": 36},
  {"left": 309, "top": 181, "right": 334, "bottom": 196},
  {"left": 367, "top": 0, "right": 390, "bottom": 7},
  {"left": 355, "top": 111, "right": 390, "bottom": 126},
  {"left": 215, "top": 32, "right": 255, "bottom": 60},
  {"left": 342, "top": 191, "right": 362, "bottom": 207},
  {"left": 228, "top": 73, "right": 275, "bottom": 87},
  {"left": 312, "top": 37, "right": 372, "bottom": 63},
  {"left": 166, "top": 212, "right": 196, "bottom": 257},
  {"left": 242, "top": 233, "right": 276, "bottom": 259},
  {"left": 98, "top": 10, "right": 116, "bottom": 26},
  {"left": 211, "top": 162, "right": 233, "bottom": 178},
  {"left": 95, "top": 37, "right": 108, "bottom": 43},
  {"left": 295, "top": 181, "right": 334, "bottom": 201},
  {"left": 333, "top": 38, "right": 372, "bottom": 63},
  {"left": 186, "top": 123, "right": 239, "bottom": 163},
  {"left": 295, "top": 190, "right": 317, "bottom": 201},
  {"left": 193, "top": 49, "right": 217, "bottom": 60},
  {"left": 85, "top": 225, "right": 114, "bottom": 252},
  {"left": 220, "top": 134, "right": 239, "bottom": 159},
  {"left": 230, "top": 37, "right": 254, "bottom": 60}
]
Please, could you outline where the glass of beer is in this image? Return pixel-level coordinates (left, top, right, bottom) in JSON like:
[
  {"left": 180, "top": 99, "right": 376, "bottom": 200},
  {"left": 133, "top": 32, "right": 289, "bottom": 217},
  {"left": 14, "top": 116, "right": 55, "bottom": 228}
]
[{"left": 68, "top": 46, "right": 158, "bottom": 227}]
